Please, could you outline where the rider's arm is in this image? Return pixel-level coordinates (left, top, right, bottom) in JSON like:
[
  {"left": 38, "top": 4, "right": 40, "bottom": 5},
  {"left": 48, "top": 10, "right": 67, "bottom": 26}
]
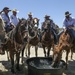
[
  {"left": 1, "top": 13, "right": 7, "bottom": 24},
  {"left": 63, "top": 19, "right": 67, "bottom": 32}
]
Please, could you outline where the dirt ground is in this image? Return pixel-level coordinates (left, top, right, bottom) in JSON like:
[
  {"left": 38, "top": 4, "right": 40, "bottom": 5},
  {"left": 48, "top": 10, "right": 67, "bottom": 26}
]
[{"left": 0, "top": 47, "right": 75, "bottom": 75}]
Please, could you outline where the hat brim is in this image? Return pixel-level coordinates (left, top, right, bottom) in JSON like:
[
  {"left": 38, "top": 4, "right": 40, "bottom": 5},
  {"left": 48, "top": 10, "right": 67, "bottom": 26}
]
[
  {"left": 65, "top": 13, "right": 71, "bottom": 16},
  {"left": 44, "top": 16, "right": 50, "bottom": 18},
  {"left": 28, "top": 14, "right": 32, "bottom": 15},
  {"left": 12, "top": 10, "right": 19, "bottom": 13}
]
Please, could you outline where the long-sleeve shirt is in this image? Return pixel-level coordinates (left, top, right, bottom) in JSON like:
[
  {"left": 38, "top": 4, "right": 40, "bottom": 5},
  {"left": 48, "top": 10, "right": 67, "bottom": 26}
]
[
  {"left": 1, "top": 12, "right": 10, "bottom": 26},
  {"left": 63, "top": 17, "right": 75, "bottom": 29},
  {"left": 10, "top": 15, "right": 19, "bottom": 26}
]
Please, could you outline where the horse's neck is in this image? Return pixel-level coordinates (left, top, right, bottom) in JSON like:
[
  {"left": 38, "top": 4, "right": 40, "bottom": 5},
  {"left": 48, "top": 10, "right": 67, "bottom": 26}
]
[
  {"left": 15, "top": 26, "right": 23, "bottom": 44},
  {"left": 43, "top": 31, "right": 51, "bottom": 40}
]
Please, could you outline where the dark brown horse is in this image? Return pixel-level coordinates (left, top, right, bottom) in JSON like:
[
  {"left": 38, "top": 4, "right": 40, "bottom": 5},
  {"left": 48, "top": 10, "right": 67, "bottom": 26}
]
[
  {"left": 41, "top": 21, "right": 54, "bottom": 57},
  {"left": 2, "top": 19, "right": 27, "bottom": 73},
  {"left": 0, "top": 16, "right": 6, "bottom": 54},
  {"left": 51, "top": 29, "right": 73, "bottom": 68},
  {"left": 25, "top": 18, "right": 40, "bottom": 57}
]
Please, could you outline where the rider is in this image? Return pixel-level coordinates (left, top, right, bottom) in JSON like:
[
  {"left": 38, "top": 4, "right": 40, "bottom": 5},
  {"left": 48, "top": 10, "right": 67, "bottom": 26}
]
[
  {"left": 27, "top": 12, "right": 34, "bottom": 27},
  {"left": 41, "top": 15, "right": 57, "bottom": 44},
  {"left": 58, "top": 11, "right": 75, "bottom": 41},
  {"left": 10, "top": 9, "right": 19, "bottom": 27},
  {"left": 1, "top": 7, "right": 11, "bottom": 33}
]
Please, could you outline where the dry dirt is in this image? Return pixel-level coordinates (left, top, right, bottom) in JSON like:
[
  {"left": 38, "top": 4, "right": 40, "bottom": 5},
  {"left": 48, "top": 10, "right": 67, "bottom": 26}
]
[{"left": 0, "top": 47, "right": 75, "bottom": 75}]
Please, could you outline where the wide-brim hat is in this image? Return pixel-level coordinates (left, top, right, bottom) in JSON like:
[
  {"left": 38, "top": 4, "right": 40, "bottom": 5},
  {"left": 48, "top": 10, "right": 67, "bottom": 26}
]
[
  {"left": 44, "top": 15, "right": 50, "bottom": 18},
  {"left": 12, "top": 9, "right": 19, "bottom": 13},
  {"left": 65, "top": 11, "right": 71, "bottom": 16},
  {"left": 3, "top": 7, "right": 11, "bottom": 11},
  {"left": 28, "top": 12, "right": 33, "bottom": 15}
]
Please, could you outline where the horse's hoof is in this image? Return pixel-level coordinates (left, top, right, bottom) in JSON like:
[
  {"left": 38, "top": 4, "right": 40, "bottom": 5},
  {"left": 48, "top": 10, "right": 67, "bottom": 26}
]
[
  {"left": 11, "top": 68, "right": 16, "bottom": 74},
  {"left": 16, "top": 67, "right": 21, "bottom": 71},
  {"left": 17, "top": 68, "right": 21, "bottom": 71}
]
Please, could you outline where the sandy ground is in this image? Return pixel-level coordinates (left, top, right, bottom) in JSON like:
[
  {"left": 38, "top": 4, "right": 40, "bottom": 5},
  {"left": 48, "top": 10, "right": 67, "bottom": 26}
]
[{"left": 0, "top": 47, "right": 75, "bottom": 75}]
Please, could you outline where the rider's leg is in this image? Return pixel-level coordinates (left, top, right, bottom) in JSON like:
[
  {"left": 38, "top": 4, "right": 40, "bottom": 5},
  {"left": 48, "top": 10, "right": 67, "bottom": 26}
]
[
  {"left": 57, "top": 30, "right": 64, "bottom": 42},
  {"left": 69, "top": 29, "right": 75, "bottom": 39},
  {"left": 51, "top": 28, "right": 57, "bottom": 44}
]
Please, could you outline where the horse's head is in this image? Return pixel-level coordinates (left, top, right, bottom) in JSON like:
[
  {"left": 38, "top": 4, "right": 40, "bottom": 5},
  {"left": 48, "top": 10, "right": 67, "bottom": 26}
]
[
  {"left": 51, "top": 45, "right": 62, "bottom": 67},
  {"left": 28, "top": 18, "right": 39, "bottom": 39},
  {"left": 15, "top": 18, "right": 28, "bottom": 44},
  {"left": 33, "top": 18, "right": 39, "bottom": 28},
  {"left": 43, "top": 20, "right": 51, "bottom": 32}
]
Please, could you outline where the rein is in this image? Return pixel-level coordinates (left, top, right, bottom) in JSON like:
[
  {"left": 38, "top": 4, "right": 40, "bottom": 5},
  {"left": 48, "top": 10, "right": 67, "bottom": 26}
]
[{"left": 28, "top": 30, "right": 37, "bottom": 39}]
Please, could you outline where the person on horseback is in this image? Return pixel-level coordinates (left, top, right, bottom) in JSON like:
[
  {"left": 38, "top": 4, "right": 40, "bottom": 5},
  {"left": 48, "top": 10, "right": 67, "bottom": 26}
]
[
  {"left": 10, "top": 9, "right": 19, "bottom": 28},
  {"left": 41, "top": 15, "right": 57, "bottom": 44},
  {"left": 58, "top": 11, "right": 75, "bottom": 41},
  {"left": 1, "top": 7, "right": 11, "bottom": 33},
  {"left": 27, "top": 12, "right": 34, "bottom": 28}
]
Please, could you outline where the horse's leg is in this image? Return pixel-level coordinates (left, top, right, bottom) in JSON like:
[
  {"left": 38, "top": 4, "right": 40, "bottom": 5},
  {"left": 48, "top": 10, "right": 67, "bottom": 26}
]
[
  {"left": 35, "top": 45, "right": 38, "bottom": 57},
  {"left": 47, "top": 47, "right": 51, "bottom": 57},
  {"left": 71, "top": 51, "right": 73, "bottom": 60},
  {"left": 21, "top": 44, "right": 26, "bottom": 64},
  {"left": 25, "top": 43, "right": 28, "bottom": 57},
  {"left": 28, "top": 44, "right": 31, "bottom": 57},
  {"left": 6, "top": 50, "right": 10, "bottom": 61},
  {"left": 42, "top": 45, "right": 46, "bottom": 57},
  {"left": 71, "top": 48, "right": 73, "bottom": 60},
  {"left": 10, "top": 51, "right": 15, "bottom": 73},
  {"left": 65, "top": 50, "right": 69, "bottom": 69},
  {"left": 16, "top": 52, "right": 20, "bottom": 71}
]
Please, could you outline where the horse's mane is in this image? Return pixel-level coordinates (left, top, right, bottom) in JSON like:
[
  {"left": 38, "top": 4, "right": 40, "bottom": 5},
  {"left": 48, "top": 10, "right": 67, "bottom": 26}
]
[{"left": 15, "top": 21, "right": 22, "bottom": 44}]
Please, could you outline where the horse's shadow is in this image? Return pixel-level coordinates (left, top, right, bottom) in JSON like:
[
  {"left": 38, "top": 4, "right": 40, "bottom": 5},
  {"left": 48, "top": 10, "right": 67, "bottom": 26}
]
[
  {"left": 63, "top": 60, "right": 75, "bottom": 75},
  {"left": 0, "top": 59, "right": 28, "bottom": 75}
]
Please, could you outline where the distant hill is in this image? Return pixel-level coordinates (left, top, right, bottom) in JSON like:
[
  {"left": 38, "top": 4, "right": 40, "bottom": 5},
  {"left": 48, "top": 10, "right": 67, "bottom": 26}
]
[{"left": 59, "top": 28, "right": 63, "bottom": 31}]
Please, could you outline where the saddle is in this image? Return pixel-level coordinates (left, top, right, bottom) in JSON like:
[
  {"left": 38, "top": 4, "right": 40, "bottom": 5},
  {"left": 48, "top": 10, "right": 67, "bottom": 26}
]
[{"left": 64, "top": 29, "right": 74, "bottom": 43}]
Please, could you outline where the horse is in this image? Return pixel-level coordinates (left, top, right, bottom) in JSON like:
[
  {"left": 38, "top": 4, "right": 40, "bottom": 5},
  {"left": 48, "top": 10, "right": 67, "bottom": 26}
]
[
  {"left": 24, "top": 18, "right": 40, "bottom": 57},
  {"left": 51, "top": 29, "right": 73, "bottom": 69},
  {"left": 41, "top": 21, "right": 54, "bottom": 57},
  {"left": 1, "top": 18, "right": 27, "bottom": 73},
  {"left": 0, "top": 15, "right": 6, "bottom": 54}
]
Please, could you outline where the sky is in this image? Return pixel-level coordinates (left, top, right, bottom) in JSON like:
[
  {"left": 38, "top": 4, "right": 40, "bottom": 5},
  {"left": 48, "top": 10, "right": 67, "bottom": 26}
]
[{"left": 0, "top": 0, "right": 75, "bottom": 28}]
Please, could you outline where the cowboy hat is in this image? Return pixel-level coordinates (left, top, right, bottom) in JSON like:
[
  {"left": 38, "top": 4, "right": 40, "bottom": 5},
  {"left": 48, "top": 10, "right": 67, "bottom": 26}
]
[
  {"left": 44, "top": 15, "right": 50, "bottom": 18},
  {"left": 2, "top": 7, "right": 11, "bottom": 11},
  {"left": 65, "top": 11, "right": 71, "bottom": 16},
  {"left": 28, "top": 12, "right": 33, "bottom": 15},
  {"left": 12, "top": 9, "right": 19, "bottom": 13}
]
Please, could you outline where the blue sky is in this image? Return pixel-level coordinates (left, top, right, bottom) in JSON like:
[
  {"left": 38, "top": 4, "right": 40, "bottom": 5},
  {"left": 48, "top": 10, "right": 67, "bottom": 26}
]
[{"left": 0, "top": 0, "right": 75, "bottom": 28}]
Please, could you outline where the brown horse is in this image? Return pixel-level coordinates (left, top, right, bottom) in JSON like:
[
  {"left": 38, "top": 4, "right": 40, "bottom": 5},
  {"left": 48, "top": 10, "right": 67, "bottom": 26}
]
[
  {"left": 41, "top": 22, "right": 54, "bottom": 57},
  {"left": 51, "top": 29, "right": 73, "bottom": 68},
  {"left": 0, "top": 16, "right": 6, "bottom": 54},
  {"left": 25, "top": 18, "right": 40, "bottom": 57},
  {"left": 2, "top": 19, "right": 27, "bottom": 73}
]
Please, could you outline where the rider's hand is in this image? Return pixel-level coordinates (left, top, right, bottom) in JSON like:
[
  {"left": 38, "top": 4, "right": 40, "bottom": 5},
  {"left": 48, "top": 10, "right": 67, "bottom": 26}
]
[{"left": 68, "top": 25, "right": 74, "bottom": 29}]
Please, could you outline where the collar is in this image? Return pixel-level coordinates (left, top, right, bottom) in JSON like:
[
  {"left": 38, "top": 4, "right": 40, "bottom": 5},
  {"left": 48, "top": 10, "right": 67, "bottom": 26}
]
[{"left": 65, "top": 17, "right": 72, "bottom": 21}]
